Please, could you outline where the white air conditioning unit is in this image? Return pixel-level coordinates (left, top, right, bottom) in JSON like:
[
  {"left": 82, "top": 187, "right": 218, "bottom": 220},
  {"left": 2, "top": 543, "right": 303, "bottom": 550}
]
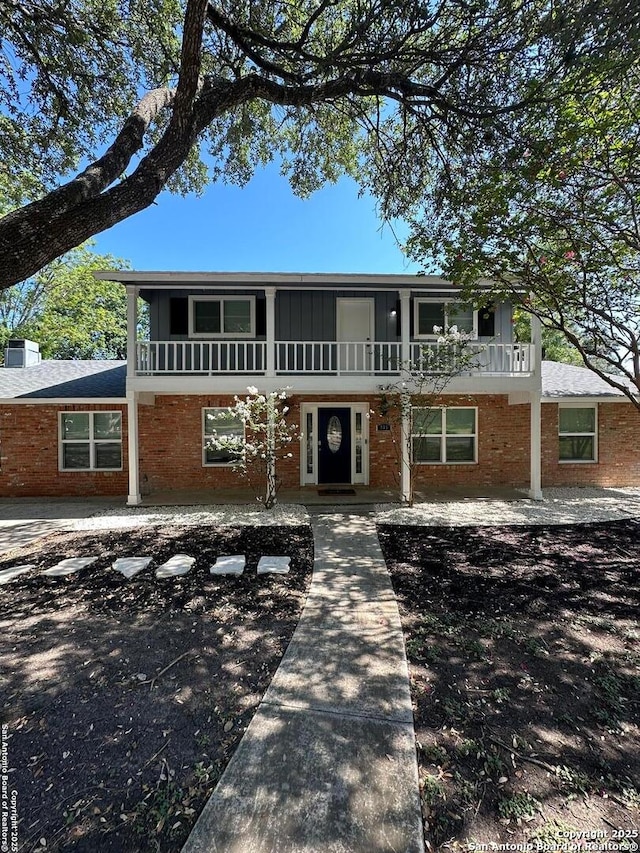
[{"left": 4, "top": 339, "right": 41, "bottom": 368}]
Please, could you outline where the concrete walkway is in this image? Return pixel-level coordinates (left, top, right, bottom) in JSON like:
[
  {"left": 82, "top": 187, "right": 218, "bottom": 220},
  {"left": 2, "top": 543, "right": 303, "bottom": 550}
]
[
  {"left": 182, "top": 511, "right": 424, "bottom": 853},
  {"left": 0, "top": 497, "right": 121, "bottom": 554}
]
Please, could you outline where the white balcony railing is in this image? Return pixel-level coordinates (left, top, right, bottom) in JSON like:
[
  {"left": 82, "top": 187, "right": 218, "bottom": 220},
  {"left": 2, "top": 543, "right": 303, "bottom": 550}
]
[
  {"left": 135, "top": 340, "right": 535, "bottom": 377},
  {"left": 276, "top": 341, "right": 402, "bottom": 374},
  {"left": 136, "top": 340, "right": 267, "bottom": 374},
  {"left": 409, "top": 342, "right": 534, "bottom": 375}
]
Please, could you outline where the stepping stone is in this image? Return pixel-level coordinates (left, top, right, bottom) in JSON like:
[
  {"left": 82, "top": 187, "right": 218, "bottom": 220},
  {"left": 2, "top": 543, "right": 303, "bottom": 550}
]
[
  {"left": 210, "top": 555, "right": 246, "bottom": 576},
  {"left": 257, "top": 556, "right": 291, "bottom": 575},
  {"left": 112, "top": 557, "right": 153, "bottom": 579},
  {"left": 156, "top": 554, "right": 195, "bottom": 579},
  {"left": 42, "top": 557, "right": 98, "bottom": 577},
  {"left": 0, "top": 564, "right": 36, "bottom": 585}
]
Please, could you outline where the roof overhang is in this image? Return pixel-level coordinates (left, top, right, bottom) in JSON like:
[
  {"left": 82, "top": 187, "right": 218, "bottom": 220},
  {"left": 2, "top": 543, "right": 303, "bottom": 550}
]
[{"left": 93, "top": 270, "right": 500, "bottom": 292}]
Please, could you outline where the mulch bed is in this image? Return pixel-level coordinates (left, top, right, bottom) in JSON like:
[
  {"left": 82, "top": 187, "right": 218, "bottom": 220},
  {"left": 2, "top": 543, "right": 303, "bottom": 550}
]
[
  {"left": 0, "top": 524, "right": 314, "bottom": 853},
  {"left": 378, "top": 519, "right": 640, "bottom": 849}
]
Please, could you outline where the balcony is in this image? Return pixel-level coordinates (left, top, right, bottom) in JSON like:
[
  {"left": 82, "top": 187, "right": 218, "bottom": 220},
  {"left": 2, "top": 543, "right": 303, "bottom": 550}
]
[{"left": 135, "top": 340, "right": 535, "bottom": 377}]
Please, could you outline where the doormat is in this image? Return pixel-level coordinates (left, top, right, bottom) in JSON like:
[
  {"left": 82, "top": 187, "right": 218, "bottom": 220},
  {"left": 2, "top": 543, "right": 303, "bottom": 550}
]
[{"left": 318, "top": 488, "right": 357, "bottom": 496}]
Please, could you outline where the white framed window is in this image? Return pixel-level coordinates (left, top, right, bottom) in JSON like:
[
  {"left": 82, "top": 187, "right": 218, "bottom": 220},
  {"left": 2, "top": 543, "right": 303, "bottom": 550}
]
[
  {"left": 558, "top": 404, "right": 597, "bottom": 463},
  {"left": 189, "top": 295, "right": 255, "bottom": 338},
  {"left": 59, "top": 412, "right": 122, "bottom": 471},
  {"left": 203, "top": 408, "right": 245, "bottom": 466},
  {"left": 412, "top": 407, "right": 477, "bottom": 464},
  {"left": 414, "top": 299, "right": 478, "bottom": 339}
]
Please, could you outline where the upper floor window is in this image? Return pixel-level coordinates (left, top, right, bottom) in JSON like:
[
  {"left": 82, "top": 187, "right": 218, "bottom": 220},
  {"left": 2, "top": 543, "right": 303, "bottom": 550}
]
[
  {"left": 414, "top": 299, "right": 477, "bottom": 339},
  {"left": 558, "top": 405, "right": 597, "bottom": 462},
  {"left": 412, "top": 407, "right": 477, "bottom": 463},
  {"left": 189, "top": 296, "right": 255, "bottom": 338},
  {"left": 59, "top": 411, "right": 122, "bottom": 471}
]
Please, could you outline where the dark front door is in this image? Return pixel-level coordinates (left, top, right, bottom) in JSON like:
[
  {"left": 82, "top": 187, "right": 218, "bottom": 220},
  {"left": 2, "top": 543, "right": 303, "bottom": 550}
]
[{"left": 318, "top": 407, "right": 352, "bottom": 484}]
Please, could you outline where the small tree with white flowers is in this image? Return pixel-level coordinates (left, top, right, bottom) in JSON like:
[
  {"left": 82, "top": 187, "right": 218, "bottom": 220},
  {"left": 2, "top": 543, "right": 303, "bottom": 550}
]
[
  {"left": 378, "top": 325, "right": 477, "bottom": 506},
  {"left": 205, "top": 387, "right": 298, "bottom": 509}
]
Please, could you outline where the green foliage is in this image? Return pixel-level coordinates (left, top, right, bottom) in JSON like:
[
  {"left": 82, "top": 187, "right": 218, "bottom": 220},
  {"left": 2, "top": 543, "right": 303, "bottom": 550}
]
[
  {"left": 497, "top": 791, "right": 540, "bottom": 822},
  {"left": 513, "top": 308, "right": 582, "bottom": 365},
  {"left": 407, "top": 62, "right": 640, "bottom": 403},
  {"left": 0, "top": 244, "right": 141, "bottom": 360},
  {"left": 3, "top": 0, "right": 639, "bottom": 288}
]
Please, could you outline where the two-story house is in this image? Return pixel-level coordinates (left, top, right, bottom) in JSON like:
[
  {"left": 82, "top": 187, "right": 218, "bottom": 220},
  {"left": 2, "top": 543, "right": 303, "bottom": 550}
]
[{"left": 1, "top": 272, "right": 637, "bottom": 501}]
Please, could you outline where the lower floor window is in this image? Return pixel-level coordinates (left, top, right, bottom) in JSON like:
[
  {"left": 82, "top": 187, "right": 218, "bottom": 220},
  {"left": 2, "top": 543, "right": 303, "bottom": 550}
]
[
  {"left": 203, "top": 407, "right": 244, "bottom": 465},
  {"left": 559, "top": 405, "right": 597, "bottom": 462},
  {"left": 59, "top": 411, "right": 122, "bottom": 470},
  {"left": 412, "top": 407, "right": 477, "bottom": 463}
]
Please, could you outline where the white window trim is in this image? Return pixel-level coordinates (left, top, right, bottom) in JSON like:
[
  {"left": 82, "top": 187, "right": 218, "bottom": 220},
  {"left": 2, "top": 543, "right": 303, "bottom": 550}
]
[
  {"left": 202, "top": 407, "right": 245, "bottom": 467},
  {"left": 411, "top": 406, "right": 478, "bottom": 465},
  {"left": 413, "top": 298, "right": 478, "bottom": 340},
  {"left": 558, "top": 403, "right": 598, "bottom": 464},
  {"left": 188, "top": 295, "right": 256, "bottom": 338},
  {"left": 58, "top": 411, "right": 123, "bottom": 472}
]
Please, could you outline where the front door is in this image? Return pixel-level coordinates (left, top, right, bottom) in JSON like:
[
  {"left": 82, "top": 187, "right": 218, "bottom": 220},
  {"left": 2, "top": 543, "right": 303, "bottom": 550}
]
[
  {"left": 336, "top": 298, "right": 374, "bottom": 373},
  {"left": 318, "top": 407, "right": 352, "bottom": 484}
]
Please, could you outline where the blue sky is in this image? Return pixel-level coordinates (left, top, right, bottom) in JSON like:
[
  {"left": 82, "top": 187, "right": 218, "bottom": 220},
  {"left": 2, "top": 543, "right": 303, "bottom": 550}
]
[{"left": 93, "top": 161, "right": 423, "bottom": 275}]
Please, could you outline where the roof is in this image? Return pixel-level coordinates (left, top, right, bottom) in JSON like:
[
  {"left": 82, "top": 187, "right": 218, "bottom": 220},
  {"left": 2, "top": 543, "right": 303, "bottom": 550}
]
[
  {"left": 94, "top": 270, "right": 500, "bottom": 292},
  {"left": 0, "top": 360, "right": 126, "bottom": 400},
  {"left": 541, "top": 360, "right": 636, "bottom": 400},
  {"left": 0, "top": 357, "right": 634, "bottom": 403}
]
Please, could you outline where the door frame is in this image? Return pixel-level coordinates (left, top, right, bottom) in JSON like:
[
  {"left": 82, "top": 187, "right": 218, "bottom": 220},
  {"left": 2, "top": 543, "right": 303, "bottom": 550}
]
[
  {"left": 300, "top": 402, "right": 370, "bottom": 486},
  {"left": 336, "top": 297, "right": 375, "bottom": 343},
  {"left": 336, "top": 298, "right": 375, "bottom": 374}
]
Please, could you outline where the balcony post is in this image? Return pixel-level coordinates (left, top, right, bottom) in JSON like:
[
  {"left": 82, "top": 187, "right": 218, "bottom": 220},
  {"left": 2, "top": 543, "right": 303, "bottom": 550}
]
[
  {"left": 530, "top": 302, "right": 542, "bottom": 378},
  {"left": 265, "top": 287, "right": 276, "bottom": 377},
  {"left": 400, "top": 289, "right": 411, "bottom": 368},
  {"left": 126, "top": 285, "right": 138, "bottom": 376}
]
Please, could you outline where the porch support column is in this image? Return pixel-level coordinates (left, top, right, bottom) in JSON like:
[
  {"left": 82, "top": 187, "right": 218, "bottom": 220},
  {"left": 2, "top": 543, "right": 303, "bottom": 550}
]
[
  {"left": 399, "top": 289, "right": 411, "bottom": 368},
  {"left": 528, "top": 305, "right": 543, "bottom": 500},
  {"left": 126, "top": 286, "right": 138, "bottom": 377},
  {"left": 401, "top": 392, "right": 412, "bottom": 504},
  {"left": 529, "top": 390, "right": 543, "bottom": 500},
  {"left": 265, "top": 287, "right": 276, "bottom": 378},
  {"left": 126, "top": 392, "right": 142, "bottom": 505}
]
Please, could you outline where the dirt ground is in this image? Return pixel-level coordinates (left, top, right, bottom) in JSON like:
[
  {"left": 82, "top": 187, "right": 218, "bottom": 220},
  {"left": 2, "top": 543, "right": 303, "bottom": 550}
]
[
  {"left": 378, "top": 519, "right": 640, "bottom": 850},
  {"left": 0, "top": 523, "right": 313, "bottom": 853}
]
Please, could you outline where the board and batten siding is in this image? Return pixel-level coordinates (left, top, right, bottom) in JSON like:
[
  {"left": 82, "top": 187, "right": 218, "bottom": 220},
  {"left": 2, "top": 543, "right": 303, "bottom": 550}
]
[
  {"left": 143, "top": 288, "right": 514, "bottom": 345},
  {"left": 276, "top": 290, "right": 399, "bottom": 342}
]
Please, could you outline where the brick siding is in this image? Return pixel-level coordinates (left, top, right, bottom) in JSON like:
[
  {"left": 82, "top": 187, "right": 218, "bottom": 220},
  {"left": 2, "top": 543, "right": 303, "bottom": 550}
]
[
  {"left": 1, "top": 395, "right": 637, "bottom": 498},
  {"left": 542, "top": 402, "right": 640, "bottom": 487},
  {"left": 0, "top": 404, "right": 128, "bottom": 497}
]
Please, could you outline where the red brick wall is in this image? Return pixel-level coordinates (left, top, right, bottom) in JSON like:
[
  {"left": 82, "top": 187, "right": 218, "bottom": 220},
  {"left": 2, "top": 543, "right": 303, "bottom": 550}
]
[
  {"left": 542, "top": 402, "right": 639, "bottom": 487},
  {"left": 138, "top": 394, "right": 302, "bottom": 494},
  {"left": 2, "top": 395, "right": 637, "bottom": 498},
  {"left": 401, "top": 394, "right": 532, "bottom": 490},
  {"left": 0, "top": 404, "right": 128, "bottom": 497}
]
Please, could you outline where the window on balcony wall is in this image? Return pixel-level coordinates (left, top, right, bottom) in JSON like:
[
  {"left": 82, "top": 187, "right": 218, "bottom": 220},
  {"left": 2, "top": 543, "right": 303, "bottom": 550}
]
[
  {"left": 59, "top": 412, "right": 122, "bottom": 470},
  {"left": 203, "top": 408, "right": 245, "bottom": 465},
  {"left": 412, "top": 407, "right": 477, "bottom": 463},
  {"left": 414, "top": 299, "right": 478, "bottom": 339},
  {"left": 189, "top": 296, "right": 255, "bottom": 337},
  {"left": 558, "top": 405, "right": 597, "bottom": 462}
]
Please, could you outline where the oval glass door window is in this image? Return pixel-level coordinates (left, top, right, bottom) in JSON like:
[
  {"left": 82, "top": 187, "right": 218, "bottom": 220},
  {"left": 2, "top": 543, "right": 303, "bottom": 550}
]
[{"left": 327, "top": 415, "right": 342, "bottom": 453}]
